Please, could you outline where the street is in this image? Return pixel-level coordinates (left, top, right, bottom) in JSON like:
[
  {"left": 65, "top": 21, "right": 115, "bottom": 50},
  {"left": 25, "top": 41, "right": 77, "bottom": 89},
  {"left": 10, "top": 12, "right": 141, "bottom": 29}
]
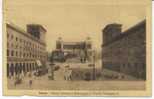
[
  {"left": 7, "top": 74, "right": 145, "bottom": 90},
  {"left": 7, "top": 59, "right": 145, "bottom": 90}
]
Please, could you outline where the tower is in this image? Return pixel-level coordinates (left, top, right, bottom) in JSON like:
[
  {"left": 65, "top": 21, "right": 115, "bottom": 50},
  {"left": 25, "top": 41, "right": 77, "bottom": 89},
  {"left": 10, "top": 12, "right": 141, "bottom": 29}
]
[
  {"left": 27, "top": 24, "right": 46, "bottom": 42},
  {"left": 102, "top": 23, "right": 122, "bottom": 44}
]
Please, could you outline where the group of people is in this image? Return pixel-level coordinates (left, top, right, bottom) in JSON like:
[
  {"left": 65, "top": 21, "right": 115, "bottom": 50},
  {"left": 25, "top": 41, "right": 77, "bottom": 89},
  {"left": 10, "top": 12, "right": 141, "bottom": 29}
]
[{"left": 13, "top": 71, "right": 34, "bottom": 88}]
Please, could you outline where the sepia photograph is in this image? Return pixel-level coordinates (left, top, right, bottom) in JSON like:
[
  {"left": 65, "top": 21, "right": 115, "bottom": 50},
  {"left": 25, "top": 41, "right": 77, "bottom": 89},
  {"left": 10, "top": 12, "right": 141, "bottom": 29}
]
[{"left": 3, "top": 0, "right": 152, "bottom": 96}]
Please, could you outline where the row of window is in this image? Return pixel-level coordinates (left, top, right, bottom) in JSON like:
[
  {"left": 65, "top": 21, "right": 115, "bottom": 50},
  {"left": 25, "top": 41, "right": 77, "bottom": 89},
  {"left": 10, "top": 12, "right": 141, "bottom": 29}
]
[
  {"left": 7, "top": 46, "right": 44, "bottom": 56},
  {"left": 7, "top": 49, "right": 46, "bottom": 59},
  {"left": 102, "top": 62, "right": 145, "bottom": 70},
  {"left": 7, "top": 33, "right": 45, "bottom": 51},
  {"left": 7, "top": 42, "right": 45, "bottom": 52}
]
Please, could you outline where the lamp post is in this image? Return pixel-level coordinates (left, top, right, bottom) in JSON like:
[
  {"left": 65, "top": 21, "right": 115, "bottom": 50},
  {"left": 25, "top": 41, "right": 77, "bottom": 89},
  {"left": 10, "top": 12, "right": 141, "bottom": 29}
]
[
  {"left": 88, "top": 50, "right": 96, "bottom": 80},
  {"left": 49, "top": 55, "right": 55, "bottom": 80},
  {"left": 92, "top": 50, "right": 96, "bottom": 80},
  {"left": 50, "top": 63, "right": 55, "bottom": 80}
]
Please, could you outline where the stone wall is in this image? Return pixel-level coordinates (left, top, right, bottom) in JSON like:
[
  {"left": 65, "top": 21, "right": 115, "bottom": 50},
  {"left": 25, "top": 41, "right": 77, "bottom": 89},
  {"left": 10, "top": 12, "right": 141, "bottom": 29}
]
[{"left": 102, "top": 20, "right": 146, "bottom": 80}]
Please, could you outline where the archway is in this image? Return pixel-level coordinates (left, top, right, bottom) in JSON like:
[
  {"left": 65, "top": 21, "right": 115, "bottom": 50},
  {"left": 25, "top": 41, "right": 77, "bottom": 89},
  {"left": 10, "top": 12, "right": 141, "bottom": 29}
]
[
  {"left": 15, "top": 63, "right": 18, "bottom": 75},
  {"left": 27, "top": 63, "right": 29, "bottom": 72},
  {"left": 19, "top": 63, "right": 22, "bottom": 74},
  {"left": 30, "top": 63, "right": 32, "bottom": 71},
  {"left": 10, "top": 63, "right": 14, "bottom": 76},
  {"left": 7, "top": 63, "right": 9, "bottom": 77},
  {"left": 23, "top": 63, "right": 26, "bottom": 73}
]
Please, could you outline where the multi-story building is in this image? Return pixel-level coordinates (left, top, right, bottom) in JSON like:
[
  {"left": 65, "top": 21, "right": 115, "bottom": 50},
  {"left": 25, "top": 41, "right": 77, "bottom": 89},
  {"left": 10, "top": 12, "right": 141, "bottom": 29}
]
[
  {"left": 6, "top": 23, "right": 47, "bottom": 77},
  {"left": 102, "top": 20, "right": 146, "bottom": 80}
]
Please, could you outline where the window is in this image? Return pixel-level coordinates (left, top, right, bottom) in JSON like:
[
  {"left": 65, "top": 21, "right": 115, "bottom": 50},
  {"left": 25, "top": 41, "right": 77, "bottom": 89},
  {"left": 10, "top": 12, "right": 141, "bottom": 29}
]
[
  {"left": 11, "top": 50, "right": 14, "bottom": 56},
  {"left": 20, "top": 52, "right": 22, "bottom": 57},
  {"left": 7, "top": 49, "right": 9, "bottom": 56},
  {"left": 7, "top": 63, "right": 9, "bottom": 77},
  {"left": 16, "top": 51, "right": 18, "bottom": 57},
  {"left": 11, "top": 35, "right": 13, "bottom": 39},
  {"left": 11, "top": 43, "right": 14, "bottom": 48},
  {"left": 16, "top": 37, "right": 18, "bottom": 41},
  {"left": 7, "top": 42, "right": 9, "bottom": 48},
  {"left": 30, "top": 53, "right": 31, "bottom": 57},
  {"left": 7, "top": 33, "right": 9, "bottom": 38},
  {"left": 23, "top": 53, "right": 25, "bottom": 57}
]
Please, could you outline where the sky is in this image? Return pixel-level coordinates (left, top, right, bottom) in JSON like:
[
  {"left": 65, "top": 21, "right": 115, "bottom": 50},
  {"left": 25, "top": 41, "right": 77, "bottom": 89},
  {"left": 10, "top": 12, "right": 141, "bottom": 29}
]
[{"left": 4, "top": 0, "right": 146, "bottom": 52}]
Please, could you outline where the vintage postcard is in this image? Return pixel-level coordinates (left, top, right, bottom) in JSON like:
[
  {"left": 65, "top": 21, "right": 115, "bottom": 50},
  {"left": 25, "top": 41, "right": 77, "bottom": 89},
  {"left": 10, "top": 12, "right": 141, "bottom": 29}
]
[{"left": 3, "top": 0, "right": 152, "bottom": 96}]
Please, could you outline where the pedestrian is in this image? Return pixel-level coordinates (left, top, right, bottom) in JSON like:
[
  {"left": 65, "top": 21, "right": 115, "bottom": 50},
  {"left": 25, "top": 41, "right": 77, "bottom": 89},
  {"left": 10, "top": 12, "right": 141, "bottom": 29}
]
[
  {"left": 68, "top": 68, "right": 72, "bottom": 80},
  {"left": 64, "top": 65, "right": 69, "bottom": 80},
  {"left": 29, "top": 79, "right": 33, "bottom": 88},
  {"left": 14, "top": 76, "right": 18, "bottom": 87},
  {"left": 64, "top": 66, "right": 72, "bottom": 81},
  {"left": 28, "top": 72, "right": 32, "bottom": 78},
  {"left": 28, "top": 71, "right": 33, "bottom": 88},
  {"left": 14, "top": 74, "right": 22, "bottom": 86}
]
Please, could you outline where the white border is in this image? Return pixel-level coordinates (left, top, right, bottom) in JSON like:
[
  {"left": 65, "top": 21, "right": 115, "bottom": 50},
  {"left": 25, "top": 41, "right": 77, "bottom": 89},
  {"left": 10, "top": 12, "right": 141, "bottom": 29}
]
[{"left": 0, "top": 0, "right": 153, "bottom": 99}]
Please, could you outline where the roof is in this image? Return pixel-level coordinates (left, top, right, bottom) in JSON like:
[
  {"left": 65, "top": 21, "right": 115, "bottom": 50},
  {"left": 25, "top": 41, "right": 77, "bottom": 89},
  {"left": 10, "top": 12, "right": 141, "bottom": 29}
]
[
  {"left": 6, "top": 23, "right": 46, "bottom": 46},
  {"left": 27, "top": 24, "right": 47, "bottom": 32},
  {"left": 103, "top": 23, "right": 122, "bottom": 33},
  {"left": 102, "top": 19, "right": 146, "bottom": 47}
]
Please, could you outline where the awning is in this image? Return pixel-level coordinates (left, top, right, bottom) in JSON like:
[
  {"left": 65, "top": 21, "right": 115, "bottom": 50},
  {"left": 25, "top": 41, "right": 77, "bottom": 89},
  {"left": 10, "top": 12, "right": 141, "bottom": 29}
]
[{"left": 36, "top": 60, "right": 42, "bottom": 67}]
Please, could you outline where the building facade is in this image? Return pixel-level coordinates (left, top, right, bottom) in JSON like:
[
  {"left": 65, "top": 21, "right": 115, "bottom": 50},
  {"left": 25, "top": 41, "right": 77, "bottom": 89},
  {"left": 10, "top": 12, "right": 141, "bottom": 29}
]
[
  {"left": 102, "top": 20, "right": 146, "bottom": 80},
  {"left": 55, "top": 37, "right": 93, "bottom": 61},
  {"left": 6, "top": 23, "right": 47, "bottom": 77}
]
